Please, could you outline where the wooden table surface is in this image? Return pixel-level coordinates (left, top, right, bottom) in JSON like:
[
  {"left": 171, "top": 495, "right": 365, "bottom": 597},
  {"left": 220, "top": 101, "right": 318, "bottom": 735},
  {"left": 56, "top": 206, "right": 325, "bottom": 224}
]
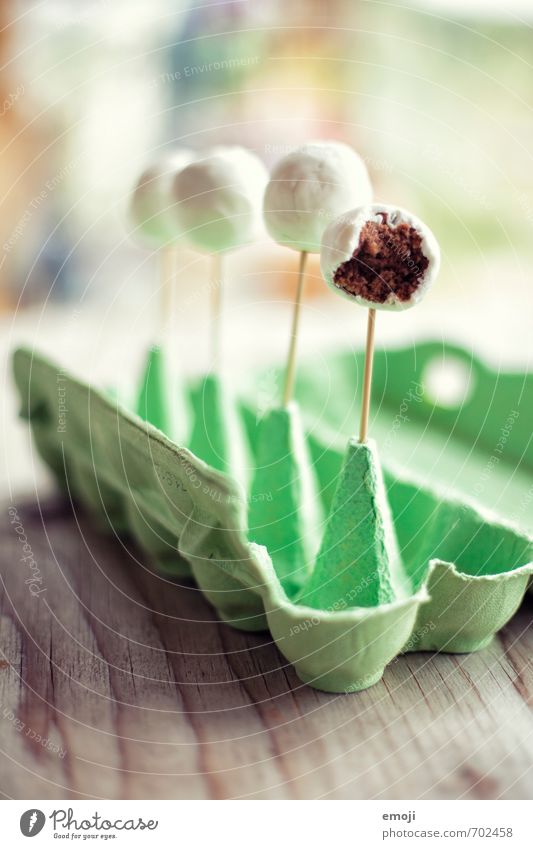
[{"left": 1, "top": 495, "right": 532, "bottom": 801}]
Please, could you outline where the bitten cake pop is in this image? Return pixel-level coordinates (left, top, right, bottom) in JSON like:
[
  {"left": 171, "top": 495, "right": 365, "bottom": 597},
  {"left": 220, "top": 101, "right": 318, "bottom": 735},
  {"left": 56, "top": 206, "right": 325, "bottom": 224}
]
[
  {"left": 321, "top": 203, "right": 440, "bottom": 441},
  {"left": 173, "top": 146, "right": 268, "bottom": 368},
  {"left": 263, "top": 141, "right": 372, "bottom": 405},
  {"left": 321, "top": 204, "right": 440, "bottom": 311},
  {"left": 298, "top": 205, "right": 441, "bottom": 644}
]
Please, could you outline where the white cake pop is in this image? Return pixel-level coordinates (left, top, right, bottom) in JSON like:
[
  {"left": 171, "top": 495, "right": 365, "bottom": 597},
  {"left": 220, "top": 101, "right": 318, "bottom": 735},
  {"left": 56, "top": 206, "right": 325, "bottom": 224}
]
[
  {"left": 172, "top": 146, "right": 268, "bottom": 254},
  {"left": 263, "top": 141, "right": 373, "bottom": 253},
  {"left": 130, "top": 148, "right": 194, "bottom": 247},
  {"left": 321, "top": 204, "right": 440, "bottom": 311}
]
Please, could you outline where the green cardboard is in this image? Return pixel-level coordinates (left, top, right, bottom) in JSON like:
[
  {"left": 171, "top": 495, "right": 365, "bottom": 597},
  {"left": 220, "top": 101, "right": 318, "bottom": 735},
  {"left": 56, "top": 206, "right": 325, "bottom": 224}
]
[
  {"left": 188, "top": 372, "right": 249, "bottom": 489},
  {"left": 247, "top": 404, "right": 322, "bottom": 597},
  {"left": 299, "top": 439, "right": 405, "bottom": 610},
  {"left": 289, "top": 343, "right": 533, "bottom": 534},
  {"left": 136, "top": 345, "right": 174, "bottom": 434},
  {"left": 11, "top": 346, "right": 533, "bottom": 692}
]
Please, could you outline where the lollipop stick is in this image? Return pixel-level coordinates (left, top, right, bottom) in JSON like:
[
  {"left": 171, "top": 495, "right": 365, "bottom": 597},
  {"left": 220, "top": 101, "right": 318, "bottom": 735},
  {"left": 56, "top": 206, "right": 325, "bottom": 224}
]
[
  {"left": 159, "top": 245, "right": 176, "bottom": 338},
  {"left": 282, "top": 250, "right": 308, "bottom": 407},
  {"left": 210, "top": 252, "right": 224, "bottom": 370},
  {"left": 359, "top": 308, "right": 376, "bottom": 443}
]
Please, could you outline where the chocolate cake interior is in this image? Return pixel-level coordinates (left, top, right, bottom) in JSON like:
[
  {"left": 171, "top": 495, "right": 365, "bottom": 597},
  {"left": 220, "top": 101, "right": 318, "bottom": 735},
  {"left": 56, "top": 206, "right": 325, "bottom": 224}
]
[{"left": 333, "top": 213, "right": 429, "bottom": 303}]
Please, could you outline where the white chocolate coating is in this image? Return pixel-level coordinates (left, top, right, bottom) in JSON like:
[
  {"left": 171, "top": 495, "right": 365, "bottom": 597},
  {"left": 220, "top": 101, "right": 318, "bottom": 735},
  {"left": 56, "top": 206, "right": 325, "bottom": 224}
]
[
  {"left": 263, "top": 141, "right": 373, "bottom": 253},
  {"left": 130, "top": 149, "right": 194, "bottom": 247},
  {"left": 172, "top": 146, "right": 268, "bottom": 254},
  {"left": 320, "top": 204, "right": 440, "bottom": 311}
]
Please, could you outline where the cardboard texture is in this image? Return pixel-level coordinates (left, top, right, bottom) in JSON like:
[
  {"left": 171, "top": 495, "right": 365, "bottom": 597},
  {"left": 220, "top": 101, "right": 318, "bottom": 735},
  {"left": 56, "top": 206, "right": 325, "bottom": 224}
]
[{"left": 12, "top": 345, "right": 533, "bottom": 692}]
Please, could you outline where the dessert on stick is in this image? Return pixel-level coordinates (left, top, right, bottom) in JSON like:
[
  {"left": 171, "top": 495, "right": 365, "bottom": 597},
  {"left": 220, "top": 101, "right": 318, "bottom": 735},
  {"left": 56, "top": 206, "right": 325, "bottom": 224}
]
[
  {"left": 321, "top": 204, "right": 440, "bottom": 441},
  {"left": 173, "top": 145, "right": 268, "bottom": 372},
  {"left": 172, "top": 146, "right": 268, "bottom": 486},
  {"left": 169, "top": 147, "right": 268, "bottom": 615},
  {"left": 129, "top": 149, "right": 194, "bottom": 439},
  {"left": 249, "top": 142, "right": 371, "bottom": 592},
  {"left": 263, "top": 141, "right": 372, "bottom": 405},
  {"left": 298, "top": 205, "right": 441, "bottom": 611},
  {"left": 130, "top": 149, "right": 193, "bottom": 335}
]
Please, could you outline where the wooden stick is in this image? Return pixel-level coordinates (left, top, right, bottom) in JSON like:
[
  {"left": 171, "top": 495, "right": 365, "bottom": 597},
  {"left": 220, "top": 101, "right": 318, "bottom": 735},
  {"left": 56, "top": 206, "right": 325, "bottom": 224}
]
[
  {"left": 210, "top": 252, "right": 224, "bottom": 370},
  {"left": 282, "top": 250, "right": 308, "bottom": 407},
  {"left": 359, "top": 308, "right": 376, "bottom": 443},
  {"left": 159, "top": 245, "right": 176, "bottom": 337}
]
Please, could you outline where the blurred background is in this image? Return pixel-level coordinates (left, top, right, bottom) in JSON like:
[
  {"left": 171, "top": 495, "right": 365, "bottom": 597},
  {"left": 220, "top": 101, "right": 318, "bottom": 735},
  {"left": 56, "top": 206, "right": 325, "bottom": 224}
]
[{"left": 1, "top": 0, "right": 533, "bottom": 392}]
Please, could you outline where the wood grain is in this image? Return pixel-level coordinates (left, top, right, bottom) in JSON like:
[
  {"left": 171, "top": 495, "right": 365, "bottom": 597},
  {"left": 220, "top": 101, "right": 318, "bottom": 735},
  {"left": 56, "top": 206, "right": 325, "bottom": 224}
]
[{"left": 0, "top": 496, "right": 532, "bottom": 800}]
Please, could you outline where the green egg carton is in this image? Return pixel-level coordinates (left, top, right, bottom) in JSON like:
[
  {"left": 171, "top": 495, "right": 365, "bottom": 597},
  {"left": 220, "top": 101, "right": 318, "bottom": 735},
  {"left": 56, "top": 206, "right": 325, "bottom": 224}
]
[{"left": 11, "top": 344, "right": 533, "bottom": 693}]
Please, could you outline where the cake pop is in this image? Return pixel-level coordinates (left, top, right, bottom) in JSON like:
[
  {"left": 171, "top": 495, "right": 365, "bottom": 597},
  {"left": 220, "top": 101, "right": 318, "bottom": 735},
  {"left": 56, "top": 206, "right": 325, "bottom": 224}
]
[
  {"left": 263, "top": 141, "right": 372, "bottom": 405},
  {"left": 321, "top": 204, "right": 440, "bottom": 440},
  {"left": 173, "top": 146, "right": 268, "bottom": 369},
  {"left": 130, "top": 149, "right": 193, "bottom": 246},
  {"left": 130, "top": 149, "right": 194, "bottom": 333},
  {"left": 129, "top": 148, "right": 193, "bottom": 438},
  {"left": 295, "top": 206, "right": 441, "bottom": 636}
]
